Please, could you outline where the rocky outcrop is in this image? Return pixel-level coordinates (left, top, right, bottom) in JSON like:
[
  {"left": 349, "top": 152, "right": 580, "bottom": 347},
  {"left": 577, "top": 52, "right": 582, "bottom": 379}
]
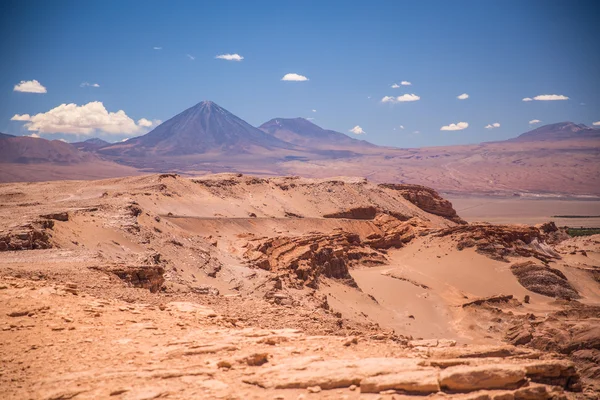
[
  {"left": 505, "top": 302, "right": 599, "bottom": 391},
  {"left": 511, "top": 261, "right": 579, "bottom": 299},
  {"left": 364, "top": 214, "right": 428, "bottom": 249},
  {"left": 380, "top": 183, "right": 465, "bottom": 224},
  {"left": 106, "top": 265, "right": 165, "bottom": 293},
  {"left": 323, "top": 206, "right": 377, "bottom": 220},
  {"left": 244, "top": 352, "right": 580, "bottom": 395},
  {"left": 0, "top": 223, "right": 53, "bottom": 251},
  {"left": 244, "top": 232, "right": 386, "bottom": 288},
  {"left": 438, "top": 224, "right": 561, "bottom": 262}
]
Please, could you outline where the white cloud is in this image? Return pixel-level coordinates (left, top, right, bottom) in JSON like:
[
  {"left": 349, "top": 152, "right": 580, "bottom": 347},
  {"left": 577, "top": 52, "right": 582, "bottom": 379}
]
[
  {"left": 381, "top": 94, "right": 420, "bottom": 103},
  {"left": 533, "top": 94, "right": 569, "bottom": 101},
  {"left": 186, "top": 54, "right": 195, "bottom": 60},
  {"left": 10, "top": 101, "right": 154, "bottom": 135},
  {"left": 401, "top": 81, "right": 411, "bottom": 86},
  {"left": 281, "top": 73, "right": 309, "bottom": 81},
  {"left": 306, "top": 117, "right": 315, "bottom": 121},
  {"left": 349, "top": 125, "right": 365, "bottom": 135},
  {"left": 485, "top": 122, "right": 501, "bottom": 129},
  {"left": 11, "top": 114, "right": 31, "bottom": 121},
  {"left": 153, "top": 47, "right": 162, "bottom": 50},
  {"left": 121, "top": 138, "right": 130, "bottom": 142},
  {"left": 593, "top": 121, "right": 600, "bottom": 126},
  {"left": 391, "top": 83, "right": 400, "bottom": 89},
  {"left": 412, "top": 130, "right": 420, "bottom": 134},
  {"left": 215, "top": 53, "right": 244, "bottom": 61},
  {"left": 457, "top": 93, "right": 469, "bottom": 100},
  {"left": 440, "top": 122, "right": 469, "bottom": 131},
  {"left": 312, "top": 109, "right": 317, "bottom": 112},
  {"left": 529, "top": 119, "right": 541, "bottom": 125},
  {"left": 399, "top": 125, "right": 405, "bottom": 129},
  {"left": 14, "top": 80, "right": 47, "bottom": 93},
  {"left": 80, "top": 82, "right": 100, "bottom": 88},
  {"left": 28, "top": 133, "right": 40, "bottom": 138},
  {"left": 137, "top": 118, "right": 153, "bottom": 127},
  {"left": 523, "top": 94, "right": 569, "bottom": 101},
  {"left": 137, "top": 118, "right": 161, "bottom": 128}
]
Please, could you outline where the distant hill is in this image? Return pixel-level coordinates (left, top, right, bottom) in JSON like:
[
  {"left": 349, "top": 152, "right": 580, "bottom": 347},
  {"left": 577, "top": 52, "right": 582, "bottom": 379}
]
[
  {"left": 0, "top": 136, "right": 96, "bottom": 164},
  {"left": 0, "top": 132, "right": 16, "bottom": 139},
  {"left": 100, "top": 101, "right": 296, "bottom": 157},
  {"left": 73, "top": 138, "right": 111, "bottom": 152},
  {"left": 508, "top": 122, "right": 600, "bottom": 142},
  {"left": 0, "top": 136, "right": 139, "bottom": 183},
  {"left": 259, "top": 118, "right": 377, "bottom": 151}
]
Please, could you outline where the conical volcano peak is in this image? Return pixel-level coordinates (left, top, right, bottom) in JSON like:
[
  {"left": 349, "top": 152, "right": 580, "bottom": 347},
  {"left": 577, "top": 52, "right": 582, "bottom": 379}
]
[{"left": 99, "top": 101, "right": 295, "bottom": 156}]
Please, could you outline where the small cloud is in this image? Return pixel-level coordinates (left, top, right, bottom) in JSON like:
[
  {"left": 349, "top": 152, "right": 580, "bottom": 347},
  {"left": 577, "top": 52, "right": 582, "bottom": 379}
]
[
  {"left": 441, "top": 122, "right": 469, "bottom": 131},
  {"left": 533, "top": 94, "right": 569, "bottom": 101},
  {"left": 412, "top": 130, "right": 420, "bottom": 134},
  {"left": 529, "top": 119, "right": 541, "bottom": 125},
  {"left": 28, "top": 133, "right": 40, "bottom": 138},
  {"left": 281, "top": 73, "right": 308, "bottom": 81},
  {"left": 11, "top": 114, "right": 31, "bottom": 121},
  {"left": 381, "top": 94, "right": 420, "bottom": 103},
  {"left": 349, "top": 125, "right": 365, "bottom": 135},
  {"left": 367, "top": 96, "right": 371, "bottom": 99},
  {"left": 137, "top": 118, "right": 153, "bottom": 127},
  {"left": 153, "top": 46, "right": 162, "bottom": 50},
  {"left": 485, "top": 122, "right": 501, "bottom": 129},
  {"left": 14, "top": 80, "right": 47, "bottom": 93},
  {"left": 215, "top": 53, "right": 244, "bottom": 61},
  {"left": 312, "top": 109, "right": 317, "bottom": 112},
  {"left": 306, "top": 117, "right": 315, "bottom": 121},
  {"left": 399, "top": 125, "right": 405, "bottom": 129},
  {"left": 391, "top": 83, "right": 400, "bottom": 89},
  {"left": 580, "top": 102, "right": 586, "bottom": 106},
  {"left": 523, "top": 94, "right": 569, "bottom": 101},
  {"left": 592, "top": 121, "right": 599, "bottom": 126},
  {"left": 58, "top": 139, "right": 67, "bottom": 142},
  {"left": 80, "top": 82, "right": 100, "bottom": 88},
  {"left": 457, "top": 93, "right": 469, "bottom": 100},
  {"left": 121, "top": 138, "right": 130, "bottom": 142},
  {"left": 401, "top": 81, "right": 411, "bottom": 86},
  {"left": 186, "top": 54, "right": 195, "bottom": 60}
]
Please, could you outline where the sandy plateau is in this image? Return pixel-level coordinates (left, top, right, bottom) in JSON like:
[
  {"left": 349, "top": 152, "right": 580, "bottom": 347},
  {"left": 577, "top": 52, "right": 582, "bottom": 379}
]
[{"left": 1, "top": 174, "right": 599, "bottom": 399}]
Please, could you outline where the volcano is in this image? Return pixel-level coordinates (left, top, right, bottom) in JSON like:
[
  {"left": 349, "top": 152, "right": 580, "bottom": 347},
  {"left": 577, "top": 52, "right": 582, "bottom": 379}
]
[{"left": 100, "top": 101, "right": 296, "bottom": 157}]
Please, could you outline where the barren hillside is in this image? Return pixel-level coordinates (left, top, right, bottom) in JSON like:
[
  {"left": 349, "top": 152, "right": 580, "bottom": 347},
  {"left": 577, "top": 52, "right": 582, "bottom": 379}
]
[{"left": 1, "top": 174, "right": 599, "bottom": 398}]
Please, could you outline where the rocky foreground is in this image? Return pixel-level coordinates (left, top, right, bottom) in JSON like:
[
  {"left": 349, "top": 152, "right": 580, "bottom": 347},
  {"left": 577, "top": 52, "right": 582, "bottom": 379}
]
[{"left": 0, "top": 174, "right": 599, "bottom": 399}]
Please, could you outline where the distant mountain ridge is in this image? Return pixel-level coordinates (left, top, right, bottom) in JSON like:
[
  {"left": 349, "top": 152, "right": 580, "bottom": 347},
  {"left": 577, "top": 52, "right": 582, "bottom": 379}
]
[
  {"left": 73, "top": 138, "right": 111, "bottom": 152},
  {"left": 100, "top": 101, "right": 296, "bottom": 157},
  {"left": 259, "top": 117, "right": 376, "bottom": 150},
  {"left": 509, "top": 122, "right": 600, "bottom": 142},
  {"left": 0, "top": 136, "right": 97, "bottom": 164}
]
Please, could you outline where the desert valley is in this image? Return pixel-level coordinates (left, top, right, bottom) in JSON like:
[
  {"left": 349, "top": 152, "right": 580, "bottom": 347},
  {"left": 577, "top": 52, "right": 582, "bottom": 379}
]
[
  {"left": 1, "top": 99, "right": 600, "bottom": 399},
  {"left": 3, "top": 1, "right": 600, "bottom": 399}
]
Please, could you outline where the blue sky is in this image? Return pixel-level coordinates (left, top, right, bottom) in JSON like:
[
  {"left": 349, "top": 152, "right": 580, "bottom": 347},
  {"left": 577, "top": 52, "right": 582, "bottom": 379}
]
[{"left": 1, "top": 0, "right": 599, "bottom": 147}]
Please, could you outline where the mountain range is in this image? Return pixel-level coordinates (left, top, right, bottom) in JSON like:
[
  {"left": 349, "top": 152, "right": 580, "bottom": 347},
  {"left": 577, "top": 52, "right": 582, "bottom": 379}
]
[{"left": 1, "top": 101, "right": 599, "bottom": 196}]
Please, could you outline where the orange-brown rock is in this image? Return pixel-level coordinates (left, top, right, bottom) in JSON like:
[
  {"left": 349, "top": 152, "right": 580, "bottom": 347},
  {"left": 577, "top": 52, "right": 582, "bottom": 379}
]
[
  {"left": 437, "top": 223, "right": 561, "bottom": 262},
  {"left": 380, "top": 183, "right": 465, "bottom": 224},
  {"left": 511, "top": 261, "right": 580, "bottom": 299},
  {"left": 244, "top": 232, "right": 386, "bottom": 288}
]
